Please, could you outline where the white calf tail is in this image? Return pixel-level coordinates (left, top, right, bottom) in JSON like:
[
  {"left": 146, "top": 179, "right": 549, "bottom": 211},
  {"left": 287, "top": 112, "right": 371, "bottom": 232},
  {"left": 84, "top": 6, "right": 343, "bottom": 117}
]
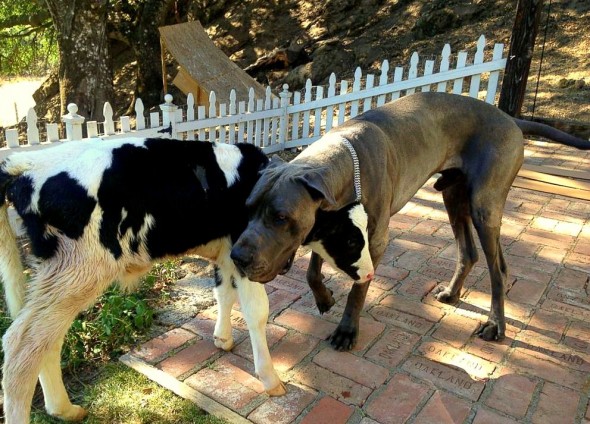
[{"left": 0, "top": 204, "right": 26, "bottom": 318}]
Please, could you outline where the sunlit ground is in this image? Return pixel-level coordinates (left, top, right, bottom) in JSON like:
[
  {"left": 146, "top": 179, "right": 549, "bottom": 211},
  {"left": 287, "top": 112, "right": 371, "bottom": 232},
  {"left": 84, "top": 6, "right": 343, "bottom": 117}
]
[{"left": 0, "top": 78, "right": 43, "bottom": 126}]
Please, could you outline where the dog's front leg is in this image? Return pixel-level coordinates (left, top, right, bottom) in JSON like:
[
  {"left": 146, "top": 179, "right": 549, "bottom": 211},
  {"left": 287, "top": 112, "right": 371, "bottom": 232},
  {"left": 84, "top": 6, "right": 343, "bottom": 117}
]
[
  {"left": 306, "top": 252, "right": 335, "bottom": 314},
  {"left": 328, "top": 280, "right": 370, "bottom": 350}
]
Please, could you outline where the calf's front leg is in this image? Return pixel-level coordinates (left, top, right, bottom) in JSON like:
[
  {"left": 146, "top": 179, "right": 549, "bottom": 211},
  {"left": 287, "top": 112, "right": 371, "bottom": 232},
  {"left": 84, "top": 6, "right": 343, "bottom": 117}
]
[
  {"left": 306, "top": 252, "right": 335, "bottom": 313},
  {"left": 235, "top": 276, "right": 286, "bottom": 396}
]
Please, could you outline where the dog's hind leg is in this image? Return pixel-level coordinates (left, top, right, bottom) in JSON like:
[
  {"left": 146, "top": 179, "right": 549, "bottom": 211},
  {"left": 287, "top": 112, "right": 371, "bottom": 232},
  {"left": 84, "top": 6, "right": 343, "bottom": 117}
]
[
  {"left": 213, "top": 264, "right": 238, "bottom": 351},
  {"left": 306, "top": 252, "right": 335, "bottom": 313},
  {"left": 469, "top": 175, "right": 514, "bottom": 342},
  {"left": 235, "top": 275, "right": 286, "bottom": 396},
  {"left": 471, "top": 205, "right": 508, "bottom": 341},
  {"left": 432, "top": 179, "right": 479, "bottom": 304}
]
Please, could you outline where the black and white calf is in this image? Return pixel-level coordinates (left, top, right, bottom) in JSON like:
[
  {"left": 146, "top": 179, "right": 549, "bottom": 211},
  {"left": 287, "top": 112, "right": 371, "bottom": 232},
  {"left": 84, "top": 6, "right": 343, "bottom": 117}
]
[
  {"left": 0, "top": 136, "right": 374, "bottom": 423},
  {"left": 0, "top": 137, "right": 284, "bottom": 423}
]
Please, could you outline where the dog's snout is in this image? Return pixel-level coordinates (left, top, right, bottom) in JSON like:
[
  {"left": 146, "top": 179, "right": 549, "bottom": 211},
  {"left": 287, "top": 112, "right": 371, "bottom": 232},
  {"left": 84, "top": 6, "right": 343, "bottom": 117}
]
[{"left": 230, "top": 245, "right": 252, "bottom": 270}]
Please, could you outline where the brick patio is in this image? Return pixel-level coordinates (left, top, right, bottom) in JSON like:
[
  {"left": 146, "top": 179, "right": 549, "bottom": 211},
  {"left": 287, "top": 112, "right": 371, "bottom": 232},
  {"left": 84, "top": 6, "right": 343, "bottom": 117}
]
[{"left": 121, "top": 140, "right": 590, "bottom": 424}]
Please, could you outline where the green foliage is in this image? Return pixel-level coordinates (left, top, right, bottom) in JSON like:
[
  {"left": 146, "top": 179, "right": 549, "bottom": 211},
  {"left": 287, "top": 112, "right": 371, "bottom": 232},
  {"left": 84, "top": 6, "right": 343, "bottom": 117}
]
[
  {"left": 0, "top": 0, "right": 57, "bottom": 76},
  {"left": 0, "top": 260, "right": 182, "bottom": 370},
  {"left": 62, "top": 286, "right": 155, "bottom": 368}
]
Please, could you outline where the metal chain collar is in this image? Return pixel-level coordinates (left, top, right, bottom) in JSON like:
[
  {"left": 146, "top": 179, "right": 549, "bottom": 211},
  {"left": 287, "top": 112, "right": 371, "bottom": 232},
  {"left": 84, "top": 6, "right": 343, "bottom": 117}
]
[{"left": 341, "top": 137, "right": 362, "bottom": 202}]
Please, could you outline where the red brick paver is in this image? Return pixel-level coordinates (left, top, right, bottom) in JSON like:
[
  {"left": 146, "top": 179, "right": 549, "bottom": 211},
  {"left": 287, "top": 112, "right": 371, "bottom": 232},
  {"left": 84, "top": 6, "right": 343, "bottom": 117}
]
[{"left": 123, "top": 142, "right": 590, "bottom": 423}]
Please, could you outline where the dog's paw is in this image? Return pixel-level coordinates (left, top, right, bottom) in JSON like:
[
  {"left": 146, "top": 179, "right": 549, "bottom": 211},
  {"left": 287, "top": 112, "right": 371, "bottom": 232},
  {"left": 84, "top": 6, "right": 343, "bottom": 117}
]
[
  {"left": 432, "top": 285, "right": 460, "bottom": 304},
  {"left": 475, "top": 321, "right": 505, "bottom": 341},
  {"left": 315, "top": 288, "right": 336, "bottom": 314},
  {"left": 328, "top": 325, "right": 358, "bottom": 351}
]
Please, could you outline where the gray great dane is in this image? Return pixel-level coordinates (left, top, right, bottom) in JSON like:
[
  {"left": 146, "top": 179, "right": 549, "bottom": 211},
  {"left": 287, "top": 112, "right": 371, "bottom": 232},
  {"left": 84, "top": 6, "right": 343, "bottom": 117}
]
[{"left": 231, "top": 92, "right": 590, "bottom": 351}]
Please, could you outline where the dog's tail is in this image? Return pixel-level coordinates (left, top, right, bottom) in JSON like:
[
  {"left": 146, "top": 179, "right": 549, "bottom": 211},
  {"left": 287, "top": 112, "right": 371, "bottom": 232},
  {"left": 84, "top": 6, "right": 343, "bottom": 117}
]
[
  {"left": 514, "top": 119, "right": 590, "bottom": 150},
  {"left": 0, "top": 163, "right": 27, "bottom": 318}
]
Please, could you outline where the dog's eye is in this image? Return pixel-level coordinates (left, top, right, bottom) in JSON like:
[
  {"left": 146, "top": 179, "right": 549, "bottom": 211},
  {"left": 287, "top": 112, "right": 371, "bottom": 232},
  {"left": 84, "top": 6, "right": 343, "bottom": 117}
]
[{"left": 275, "top": 213, "right": 288, "bottom": 224}]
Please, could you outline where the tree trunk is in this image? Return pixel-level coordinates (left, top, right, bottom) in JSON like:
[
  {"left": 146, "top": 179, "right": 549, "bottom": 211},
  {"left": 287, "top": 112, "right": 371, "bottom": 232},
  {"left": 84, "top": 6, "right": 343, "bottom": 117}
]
[
  {"left": 498, "top": 0, "right": 545, "bottom": 117},
  {"left": 45, "top": 0, "right": 114, "bottom": 120},
  {"left": 126, "top": 0, "right": 174, "bottom": 112}
]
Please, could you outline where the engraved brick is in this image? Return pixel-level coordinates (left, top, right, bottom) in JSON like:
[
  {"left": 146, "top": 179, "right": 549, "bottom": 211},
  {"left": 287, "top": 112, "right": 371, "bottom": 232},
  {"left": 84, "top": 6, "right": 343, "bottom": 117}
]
[
  {"left": 508, "top": 349, "right": 589, "bottom": 391},
  {"left": 369, "top": 305, "right": 435, "bottom": 335},
  {"left": 365, "top": 327, "right": 421, "bottom": 368},
  {"left": 402, "top": 355, "right": 486, "bottom": 400},
  {"left": 417, "top": 341, "right": 496, "bottom": 379}
]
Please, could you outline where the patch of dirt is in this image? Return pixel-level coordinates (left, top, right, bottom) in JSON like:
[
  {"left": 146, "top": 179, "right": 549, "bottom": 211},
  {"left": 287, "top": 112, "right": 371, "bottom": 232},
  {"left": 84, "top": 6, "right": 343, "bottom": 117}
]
[{"left": 205, "top": 0, "right": 589, "bottom": 121}]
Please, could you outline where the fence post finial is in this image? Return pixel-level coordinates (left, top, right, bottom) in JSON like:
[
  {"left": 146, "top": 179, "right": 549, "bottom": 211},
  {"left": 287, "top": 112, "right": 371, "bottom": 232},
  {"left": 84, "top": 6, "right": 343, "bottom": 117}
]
[
  {"left": 62, "top": 103, "right": 85, "bottom": 141},
  {"left": 160, "top": 94, "right": 179, "bottom": 138}
]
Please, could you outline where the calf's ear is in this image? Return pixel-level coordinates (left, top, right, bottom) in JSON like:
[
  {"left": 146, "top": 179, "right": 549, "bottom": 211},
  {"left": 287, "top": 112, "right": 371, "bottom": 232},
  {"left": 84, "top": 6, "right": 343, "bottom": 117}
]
[{"left": 295, "top": 171, "right": 337, "bottom": 210}]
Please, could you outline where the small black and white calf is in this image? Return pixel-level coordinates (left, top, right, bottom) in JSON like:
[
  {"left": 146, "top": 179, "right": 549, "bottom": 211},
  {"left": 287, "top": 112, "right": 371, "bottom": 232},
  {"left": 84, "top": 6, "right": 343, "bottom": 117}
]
[{"left": 0, "top": 137, "right": 284, "bottom": 423}]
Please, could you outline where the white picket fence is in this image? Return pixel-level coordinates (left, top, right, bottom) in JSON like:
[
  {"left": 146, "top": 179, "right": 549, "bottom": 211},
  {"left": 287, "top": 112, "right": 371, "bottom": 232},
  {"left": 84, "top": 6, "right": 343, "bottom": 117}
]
[{"left": 0, "top": 35, "right": 505, "bottom": 159}]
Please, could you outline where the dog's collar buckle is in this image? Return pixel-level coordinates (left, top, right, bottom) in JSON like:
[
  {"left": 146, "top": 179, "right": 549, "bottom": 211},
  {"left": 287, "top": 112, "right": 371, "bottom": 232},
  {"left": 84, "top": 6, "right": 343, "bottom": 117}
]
[{"left": 341, "top": 137, "right": 362, "bottom": 202}]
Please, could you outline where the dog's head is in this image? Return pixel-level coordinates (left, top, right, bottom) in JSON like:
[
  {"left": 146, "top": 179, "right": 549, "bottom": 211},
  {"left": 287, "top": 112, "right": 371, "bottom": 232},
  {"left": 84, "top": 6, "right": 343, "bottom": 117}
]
[
  {"left": 305, "top": 202, "right": 374, "bottom": 283},
  {"left": 231, "top": 155, "right": 336, "bottom": 283}
]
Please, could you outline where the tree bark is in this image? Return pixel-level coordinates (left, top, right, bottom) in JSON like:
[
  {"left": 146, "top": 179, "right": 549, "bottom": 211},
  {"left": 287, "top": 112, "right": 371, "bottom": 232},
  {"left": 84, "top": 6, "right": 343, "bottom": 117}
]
[
  {"left": 44, "top": 0, "right": 114, "bottom": 120},
  {"left": 498, "top": 0, "right": 545, "bottom": 117}
]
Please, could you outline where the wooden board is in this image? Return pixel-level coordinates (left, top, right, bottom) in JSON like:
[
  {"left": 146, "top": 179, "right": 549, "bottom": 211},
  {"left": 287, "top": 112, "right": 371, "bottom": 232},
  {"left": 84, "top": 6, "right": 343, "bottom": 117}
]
[
  {"left": 521, "top": 163, "right": 590, "bottom": 181},
  {"left": 159, "top": 21, "right": 268, "bottom": 105},
  {"left": 514, "top": 165, "right": 590, "bottom": 201}
]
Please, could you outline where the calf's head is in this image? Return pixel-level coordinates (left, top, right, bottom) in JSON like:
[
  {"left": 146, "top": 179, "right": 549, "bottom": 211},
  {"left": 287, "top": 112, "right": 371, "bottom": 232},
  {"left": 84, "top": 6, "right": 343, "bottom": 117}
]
[{"left": 305, "top": 202, "right": 374, "bottom": 283}]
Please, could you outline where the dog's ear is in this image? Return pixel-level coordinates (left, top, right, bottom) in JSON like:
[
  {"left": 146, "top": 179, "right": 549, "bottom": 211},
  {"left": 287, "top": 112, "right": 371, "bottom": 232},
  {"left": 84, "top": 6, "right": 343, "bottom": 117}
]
[{"left": 296, "top": 171, "right": 337, "bottom": 209}]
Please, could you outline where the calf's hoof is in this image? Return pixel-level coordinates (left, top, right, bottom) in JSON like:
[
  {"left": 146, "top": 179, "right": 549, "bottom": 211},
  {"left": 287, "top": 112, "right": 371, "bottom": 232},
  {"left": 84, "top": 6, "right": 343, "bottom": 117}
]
[
  {"left": 476, "top": 321, "right": 505, "bottom": 341},
  {"left": 51, "top": 404, "right": 88, "bottom": 422},
  {"left": 432, "top": 285, "right": 460, "bottom": 304},
  {"left": 214, "top": 336, "right": 234, "bottom": 351},
  {"left": 266, "top": 381, "right": 287, "bottom": 397}
]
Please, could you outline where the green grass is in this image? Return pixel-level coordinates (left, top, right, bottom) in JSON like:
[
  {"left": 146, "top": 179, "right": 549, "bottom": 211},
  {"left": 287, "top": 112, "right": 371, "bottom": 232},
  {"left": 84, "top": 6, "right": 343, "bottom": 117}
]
[
  {"left": 1, "top": 260, "right": 225, "bottom": 423},
  {"left": 30, "top": 362, "right": 225, "bottom": 424}
]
